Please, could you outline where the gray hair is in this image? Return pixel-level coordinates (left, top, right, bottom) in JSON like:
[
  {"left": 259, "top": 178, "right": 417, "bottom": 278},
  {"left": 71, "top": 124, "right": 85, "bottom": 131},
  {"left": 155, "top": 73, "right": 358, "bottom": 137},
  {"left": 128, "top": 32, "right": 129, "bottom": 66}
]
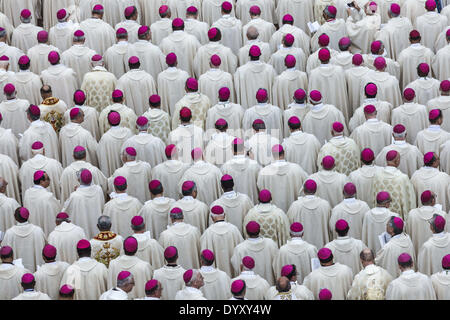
[
  {"left": 117, "top": 274, "right": 134, "bottom": 288},
  {"left": 73, "top": 35, "right": 85, "bottom": 42},
  {"left": 246, "top": 26, "right": 259, "bottom": 40},
  {"left": 0, "top": 29, "right": 6, "bottom": 38},
  {"left": 360, "top": 248, "right": 375, "bottom": 262},
  {"left": 97, "top": 215, "right": 112, "bottom": 231},
  {"left": 137, "top": 123, "right": 149, "bottom": 131},
  {"left": 170, "top": 210, "right": 183, "bottom": 220},
  {"left": 290, "top": 230, "right": 304, "bottom": 237},
  {"left": 122, "top": 150, "right": 136, "bottom": 161},
  {"left": 186, "top": 269, "right": 199, "bottom": 287},
  {"left": 393, "top": 131, "right": 406, "bottom": 139}
]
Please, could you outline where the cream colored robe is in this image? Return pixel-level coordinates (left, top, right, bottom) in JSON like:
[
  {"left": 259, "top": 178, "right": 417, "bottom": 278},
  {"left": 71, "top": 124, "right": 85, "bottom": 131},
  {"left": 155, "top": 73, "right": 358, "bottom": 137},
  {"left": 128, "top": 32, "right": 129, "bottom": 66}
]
[
  {"left": 80, "top": 66, "right": 117, "bottom": 112},
  {"left": 48, "top": 221, "right": 86, "bottom": 265},
  {"left": 12, "top": 72, "right": 42, "bottom": 106},
  {"left": 132, "top": 231, "right": 165, "bottom": 270},
  {"left": 265, "top": 281, "right": 314, "bottom": 300},
  {"left": 306, "top": 170, "right": 349, "bottom": 208},
  {"left": 157, "top": 67, "right": 190, "bottom": 116},
  {"left": 273, "top": 238, "right": 318, "bottom": 284},
  {"left": 360, "top": 70, "right": 402, "bottom": 108},
  {"left": 34, "top": 261, "right": 70, "bottom": 300},
  {"left": 351, "top": 119, "right": 393, "bottom": 157},
  {"left": 242, "top": 18, "right": 275, "bottom": 45},
  {"left": 139, "top": 0, "right": 164, "bottom": 25},
  {"left": 199, "top": 266, "right": 232, "bottom": 300},
  {"left": 0, "top": 193, "right": 20, "bottom": 232},
  {"left": 349, "top": 99, "right": 392, "bottom": 133},
  {"left": 129, "top": 40, "right": 165, "bottom": 82},
  {"left": 151, "top": 160, "right": 190, "bottom": 200},
  {"left": 440, "top": 141, "right": 450, "bottom": 175},
  {"left": 103, "top": 193, "right": 143, "bottom": 238},
  {"left": 172, "top": 93, "right": 211, "bottom": 130},
  {"left": 99, "top": 287, "right": 129, "bottom": 300},
  {"left": 103, "top": 42, "right": 134, "bottom": 79},
  {"left": 426, "top": 95, "right": 450, "bottom": 131},
  {"left": 398, "top": 44, "right": 435, "bottom": 89},
  {"left": 0, "top": 154, "right": 20, "bottom": 203},
  {"left": 193, "top": 42, "right": 238, "bottom": 78},
  {"left": 432, "top": 44, "right": 450, "bottom": 81},
  {"left": 287, "top": 195, "right": 332, "bottom": 249},
  {"left": 234, "top": 61, "right": 277, "bottom": 109},
  {"left": 311, "top": 19, "right": 348, "bottom": 52},
  {"left": 235, "top": 0, "right": 275, "bottom": 24},
  {"left": 391, "top": 102, "right": 428, "bottom": 145},
  {"left": 108, "top": 161, "right": 152, "bottom": 204},
  {"left": 138, "top": 197, "right": 175, "bottom": 241},
  {"left": 282, "top": 130, "right": 321, "bottom": 175},
  {"left": 40, "top": 64, "right": 78, "bottom": 109},
  {"left": 175, "top": 287, "right": 207, "bottom": 300},
  {"left": 2, "top": 222, "right": 46, "bottom": 272},
  {"left": 0, "top": 70, "right": 15, "bottom": 103},
  {"left": 345, "top": 66, "right": 372, "bottom": 116},
  {"left": 64, "top": 105, "right": 101, "bottom": 141},
  {"left": 49, "top": 21, "right": 79, "bottom": 53},
  {"left": 303, "top": 263, "right": 354, "bottom": 300},
  {"left": 431, "top": 270, "right": 450, "bottom": 299},
  {"left": 153, "top": 264, "right": 186, "bottom": 300},
  {"left": 347, "top": 263, "right": 394, "bottom": 300},
  {"left": 212, "top": 15, "right": 243, "bottom": 55},
  {"left": 362, "top": 206, "right": 401, "bottom": 253},
  {"left": 375, "top": 17, "right": 413, "bottom": 60},
  {"left": 245, "top": 131, "right": 280, "bottom": 167},
  {"left": 204, "top": 132, "right": 235, "bottom": 166},
  {"left": 150, "top": 18, "right": 173, "bottom": 46},
  {"left": 325, "top": 236, "right": 367, "bottom": 275},
  {"left": 0, "top": 128, "right": 19, "bottom": 164},
  {"left": 415, "top": 126, "right": 450, "bottom": 156},
  {"left": 97, "top": 127, "right": 134, "bottom": 177},
  {"left": 318, "top": 137, "right": 361, "bottom": 176},
  {"left": 272, "top": 69, "right": 308, "bottom": 111},
  {"left": 202, "top": 0, "right": 236, "bottom": 25},
  {"left": 231, "top": 271, "right": 271, "bottom": 300},
  {"left": 60, "top": 257, "right": 108, "bottom": 300},
  {"left": 79, "top": 18, "right": 116, "bottom": 56},
  {"left": 231, "top": 237, "right": 279, "bottom": 285},
  {"left": 270, "top": 24, "right": 310, "bottom": 57},
  {"left": 375, "top": 233, "right": 416, "bottom": 277},
  {"left": 42, "top": 0, "right": 75, "bottom": 29},
  {"left": 99, "top": 103, "right": 137, "bottom": 135},
  {"left": 0, "top": 263, "right": 29, "bottom": 300},
  {"left": 418, "top": 233, "right": 450, "bottom": 276},
  {"left": 243, "top": 103, "right": 284, "bottom": 141},
  {"left": 386, "top": 269, "right": 436, "bottom": 300},
  {"left": 12, "top": 290, "right": 51, "bottom": 300},
  {"left": 406, "top": 77, "right": 440, "bottom": 106},
  {"left": 27, "top": 44, "right": 60, "bottom": 76},
  {"left": 102, "top": 0, "right": 141, "bottom": 27},
  {"left": 1, "top": 0, "right": 38, "bottom": 28},
  {"left": 411, "top": 167, "right": 450, "bottom": 212},
  {"left": 205, "top": 102, "right": 244, "bottom": 139},
  {"left": 115, "top": 19, "right": 141, "bottom": 44},
  {"left": 331, "top": 52, "right": 354, "bottom": 70},
  {"left": 62, "top": 184, "right": 105, "bottom": 239},
  {"left": 276, "top": 0, "right": 314, "bottom": 36},
  {"left": 0, "top": 44, "right": 24, "bottom": 74},
  {"left": 171, "top": 196, "right": 210, "bottom": 234},
  {"left": 121, "top": 133, "right": 165, "bottom": 168},
  {"left": 11, "top": 23, "right": 43, "bottom": 53},
  {"left": 160, "top": 31, "right": 201, "bottom": 76},
  {"left": 108, "top": 255, "right": 153, "bottom": 299},
  {"left": 142, "top": 108, "right": 171, "bottom": 144},
  {"left": 416, "top": 12, "right": 447, "bottom": 52},
  {"left": 199, "top": 69, "right": 235, "bottom": 108},
  {"left": 239, "top": 40, "right": 271, "bottom": 66},
  {"left": 330, "top": 198, "right": 371, "bottom": 240},
  {"left": 59, "top": 123, "right": 98, "bottom": 167},
  {"left": 349, "top": 165, "right": 383, "bottom": 208},
  {"left": 19, "top": 120, "right": 59, "bottom": 162},
  {"left": 158, "top": 221, "right": 201, "bottom": 269},
  {"left": 375, "top": 141, "right": 424, "bottom": 178},
  {"left": 346, "top": 12, "right": 381, "bottom": 54}
]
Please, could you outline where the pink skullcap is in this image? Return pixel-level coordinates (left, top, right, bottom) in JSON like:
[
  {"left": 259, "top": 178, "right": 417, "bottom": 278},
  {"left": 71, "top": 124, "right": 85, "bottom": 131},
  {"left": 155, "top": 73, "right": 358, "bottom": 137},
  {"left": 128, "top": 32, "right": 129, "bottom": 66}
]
[
  {"left": 343, "top": 182, "right": 356, "bottom": 196},
  {"left": 304, "top": 179, "right": 317, "bottom": 193},
  {"left": 403, "top": 88, "right": 415, "bottom": 100},
  {"left": 221, "top": 174, "right": 233, "bottom": 182},
  {"left": 215, "top": 118, "right": 227, "bottom": 126},
  {"left": 116, "top": 28, "right": 127, "bottom": 36},
  {"left": 114, "top": 176, "right": 127, "bottom": 187},
  {"left": 231, "top": 280, "right": 245, "bottom": 294},
  {"left": 322, "top": 155, "right": 335, "bottom": 169},
  {"left": 232, "top": 137, "right": 244, "bottom": 145},
  {"left": 172, "top": 18, "right": 184, "bottom": 28},
  {"left": 57, "top": 8, "right": 67, "bottom": 20},
  {"left": 112, "top": 89, "right": 123, "bottom": 98},
  {"left": 369, "top": 1, "right": 378, "bottom": 10},
  {"left": 74, "top": 90, "right": 86, "bottom": 104},
  {"left": 424, "top": 152, "right": 435, "bottom": 165},
  {"left": 136, "top": 116, "right": 148, "bottom": 126},
  {"left": 201, "top": 249, "right": 214, "bottom": 261},
  {"left": 60, "top": 284, "right": 74, "bottom": 295},
  {"left": 91, "top": 54, "right": 102, "bottom": 62},
  {"left": 285, "top": 54, "right": 296, "bottom": 68},
  {"left": 128, "top": 56, "right": 139, "bottom": 64},
  {"left": 271, "top": 144, "right": 283, "bottom": 154},
  {"left": 393, "top": 124, "right": 406, "bottom": 134},
  {"left": 182, "top": 181, "right": 195, "bottom": 191},
  {"left": 283, "top": 14, "right": 294, "bottom": 22},
  {"left": 339, "top": 37, "right": 351, "bottom": 47},
  {"left": 440, "top": 80, "right": 450, "bottom": 92},
  {"left": 447, "top": 29, "right": 450, "bottom": 37},
  {"left": 393, "top": 217, "right": 404, "bottom": 230},
  {"left": 425, "top": 0, "right": 436, "bottom": 10},
  {"left": 0, "top": 112, "right": 2, "bottom": 121},
  {"left": 138, "top": 25, "right": 149, "bottom": 35},
  {"left": 149, "top": 94, "right": 161, "bottom": 104},
  {"left": 34, "top": 170, "right": 45, "bottom": 181},
  {"left": 21, "top": 9, "right": 31, "bottom": 19},
  {"left": 159, "top": 5, "right": 168, "bottom": 14},
  {"left": 108, "top": 111, "right": 120, "bottom": 125},
  {"left": 409, "top": 30, "right": 420, "bottom": 38},
  {"left": 319, "top": 288, "right": 332, "bottom": 300},
  {"left": 309, "top": 90, "right": 322, "bottom": 102},
  {"left": 183, "top": 269, "right": 194, "bottom": 283},
  {"left": 249, "top": 45, "right": 261, "bottom": 57},
  {"left": 186, "top": 78, "right": 198, "bottom": 91},
  {"left": 317, "top": 248, "right": 332, "bottom": 260},
  {"left": 222, "top": 1, "right": 232, "bottom": 11},
  {"left": 318, "top": 33, "right": 330, "bottom": 46},
  {"left": 290, "top": 222, "right": 303, "bottom": 233},
  {"left": 249, "top": 5, "right": 261, "bottom": 15},
  {"left": 386, "top": 150, "right": 398, "bottom": 161},
  {"left": 256, "top": 88, "right": 268, "bottom": 102},
  {"left": 148, "top": 179, "right": 161, "bottom": 191},
  {"left": 3, "top": 83, "right": 15, "bottom": 95},
  {"left": 326, "top": 5, "right": 337, "bottom": 16},
  {"left": 76, "top": 239, "right": 90, "bottom": 250},
  {"left": 390, "top": 3, "right": 401, "bottom": 14},
  {"left": 56, "top": 212, "right": 69, "bottom": 220},
  {"left": 164, "top": 246, "right": 177, "bottom": 259},
  {"left": 145, "top": 279, "right": 158, "bottom": 291},
  {"left": 374, "top": 57, "right": 386, "bottom": 70},
  {"left": 124, "top": 237, "right": 138, "bottom": 252},
  {"left": 284, "top": 33, "right": 294, "bottom": 45},
  {"left": 371, "top": 41, "right": 382, "bottom": 54},
  {"left": 124, "top": 6, "right": 135, "bottom": 16},
  {"left": 125, "top": 147, "right": 137, "bottom": 157},
  {"left": 376, "top": 191, "right": 390, "bottom": 202},
  {"left": 43, "top": 244, "right": 57, "bottom": 258},
  {"left": 246, "top": 221, "right": 260, "bottom": 234},
  {"left": 73, "top": 145, "right": 85, "bottom": 153},
  {"left": 165, "top": 144, "right": 176, "bottom": 158},
  {"left": 1, "top": 246, "right": 12, "bottom": 256},
  {"left": 0, "top": 56, "right": 8, "bottom": 61},
  {"left": 118, "top": 271, "right": 131, "bottom": 281},
  {"left": 259, "top": 189, "right": 271, "bottom": 202},
  {"left": 191, "top": 147, "right": 203, "bottom": 160},
  {"left": 429, "top": 109, "right": 441, "bottom": 120},
  {"left": 242, "top": 256, "right": 255, "bottom": 269},
  {"left": 18, "top": 55, "right": 30, "bottom": 65},
  {"left": 93, "top": 4, "right": 104, "bottom": 11},
  {"left": 219, "top": 87, "right": 230, "bottom": 100},
  {"left": 365, "top": 83, "right": 377, "bottom": 96},
  {"left": 21, "top": 273, "right": 34, "bottom": 284},
  {"left": 318, "top": 48, "right": 330, "bottom": 62},
  {"left": 37, "top": 30, "right": 48, "bottom": 42},
  {"left": 70, "top": 107, "right": 80, "bottom": 119},
  {"left": 74, "top": 30, "right": 84, "bottom": 37},
  {"left": 352, "top": 53, "right": 363, "bottom": 66},
  {"left": 208, "top": 27, "right": 218, "bottom": 40},
  {"left": 80, "top": 169, "right": 92, "bottom": 184},
  {"left": 186, "top": 6, "right": 198, "bottom": 13},
  {"left": 332, "top": 121, "right": 344, "bottom": 132},
  {"left": 281, "top": 264, "right": 294, "bottom": 277},
  {"left": 288, "top": 116, "right": 301, "bottom": 125},
  {"left": 210, "top": 54, "right": 221, "bottom": 66},
  {"left": 443, "top": 255, "right": 450, "bottom": 268},
  {"left": 335, "top": 219, "right": 349, "bottom": 231},
  {"left": 29, "top": 104, "right": 40, "bottom": 116},
  {"left": 32, "top": 141, "right": 43, "bottom": 150},
  {"left": 48, "top": 51, "right": 60, "bottom": 64},
  {"left": 211, "top": 205, "right": 224, "bottom": 215},
  {"left": 364, "top": 104, "right": 376, "bottom": 114},
  {"left": 420, "top": 190, "right": 433, "bottom": 203},
  {"left": 294, "top": 89, "right": 306, "bottom": 100},
  {"left": 19, "top": 207, "right": 29, "bottom": 220},
  {"left": 418, "top": 63, "right": 430, "bottom": 75},
  {"left": 397, "top": 253, "right": 411, "bottom": 264},
  {"left": 180, "top": 107, "right": 192, "bottom": 118}
]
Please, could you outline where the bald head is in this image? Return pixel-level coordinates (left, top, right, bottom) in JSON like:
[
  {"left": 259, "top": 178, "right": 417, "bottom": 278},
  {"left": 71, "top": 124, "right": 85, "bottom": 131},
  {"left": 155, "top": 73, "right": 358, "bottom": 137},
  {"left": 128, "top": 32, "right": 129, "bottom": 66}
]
[
  {"left": 246, "top": 26, "right": 259, "bottom": 40},
  {"left": 0, "top": 177, "right": 7, "bottom": 193},
  {"left": 276, "top": 276, "right": 291, "bottom": 293},
  {"left": 360, "top": 248, "right": 375, "bottom": 267}
]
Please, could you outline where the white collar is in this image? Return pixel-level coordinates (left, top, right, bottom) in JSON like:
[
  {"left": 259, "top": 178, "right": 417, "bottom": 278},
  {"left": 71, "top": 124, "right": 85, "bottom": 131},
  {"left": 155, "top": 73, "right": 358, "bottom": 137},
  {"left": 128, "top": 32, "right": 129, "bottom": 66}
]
[
  {"left": 223, "top": 191, "right": 236, "bottom": 198},
  {"left": 433, "top": 231, "right": 446, "bottom": 238},
  {"left": 110, "top": 192, "right": 128, "bottom": 199},
  {"left": 185, "top": 286, "right": 202, "bottom": 293},
  {"left": 167, "top": 67, "right": 178, "bottom": 71},
  {"left": 391, "top": 233, "right": 402, "bottom": 240},
  {"left": 344, "top": 197, "right": 356, "bottom": 203},
  {"left": 182, "top": 196, "right": 195, "bottom": 201},
  {"left": 311, "top": 103, "right": 323, "bottom": 111},
  {"left": 428, "top": 125, "right": 441, "bottom": 131},
  {"left": 33, "top": 185, "right": 45, "bottom": 189},
  {"left": 247, "top": 237, "right": 261, "bottom": 242},
  {"left": 393, "top": 140, "right": 406, "bottom": 145},
  {"left": 200, "top": 266, "right": 215, "bottom": 272},
  {"left": 366, "top": 118, "right": 379, "bottom": 123},
  {"left": 401, "top": 269, "right": 414, "bottom": 276},
  {"left": 222, "top": 14, "right": 231, "bottom": 18},
  {"left": 411, "top": 43, "right": 421, "bottom": 48},
  {"left": 291, "top": 237, "right": 304, "bottom": 242},
  {"left": 241, "top": 270, "right": 255, "bottom": 276},
  {"left": 290, "top": 130, "right": 303, "bottom": 136},
  {"left": 153, "top": 196, "right": 167, "bottom": 203}
]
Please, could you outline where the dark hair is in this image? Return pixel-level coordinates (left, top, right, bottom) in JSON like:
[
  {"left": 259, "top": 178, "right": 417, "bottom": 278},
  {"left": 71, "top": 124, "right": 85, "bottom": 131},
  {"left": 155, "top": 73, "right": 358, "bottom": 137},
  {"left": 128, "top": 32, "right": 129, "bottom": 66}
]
[
  {"left": 18, "top": 61, "right": 30, "bottom": 70},
  {"left": 247, "top": 229, "right": 260, "bottom": 237},
  {"left": 364, "top": 83, "right": 377, "bottom": 98},
  {"left": 115, "top": 183, "right": 127, "bottom": 192},
  {"left": 182, "top": 185, "right": 195, "bottom": 196},
  {"left": 252, "top": 122, "right": 266, "bottom": 131},
  {"left": 232, "top": 281, "right": 246, "bottom": 296},
  {"left": 150, "top": 100, "right": 161, "bottom": 108},
  {"left": 125, "top": 6, "right": 137, "bottom": 18},
  {"left": 429, "top": 110, "right": 442, "bottom": 124},
  {"left": 336, "top": 225, "right": 349, "bottom": 237},
  {"left": 172, "top": 24, "right": 184, "bottom": 31},
  {"left": 28, "top": 109, "right": 40, "bottom": 121},
  {"left": 180, "top": 114, "right": 192, "bottom": 123},
  {"left": 222, "top": 6, "right": 232, "bottom": 14},
  {"left": 361, "top": 157, "right": 373, "bottom": 166},
  {"left": 201, "top": 255, "right": 214, "bottom": 266},
  {"left": 430, "top": 214, "right": 445, "bottom": 233},
  {"left": 0, "top": 247, "right": 13, "bottom": 260},
  {"left": 73, "top": 148, "right": 87, "bottom": 160},
  {"left": 210, "top": 29, "right": 221, "bottom": 42},
  {"left": 124, "top": 236, "right": 138, "bottom": 255},
  {"left": 233, "top": 143, "right": 244, "bottom": 154},
  {"left": 131, "top": 222, "right": 145, "bottom": 232},
  {"left": 112, "top": 96, "right": 123, "bottom": 103},
  {"left": 319, "top": 252, "right": 333, "bottom": 264},
  {"left": 73, "top": 90, "right": 86, "bottom": 105},
  {"left": 221, "top": 179, "right": 234, "bottom": 191},
  {"left": 215, "top": 122, "right": 228, "bottom": 131},
  {"left": 129, "top": 61, "right": 140, "bottom": 70},
  {"left": 389, "top": 216, "right": 403, "bottom": 235},
  {"left": 40, "top": 85, "right": 52, "bottom": 96},
  {"left": 409, "top": 34, "right": 421, "bottom": 42},
  {"left": 59, "top": 289, "right": 75, "bottom": 299},
  {"left": 250, "top": 55, "right": 260, "bottom": 61},
  {"left": 398, "top": 257, "right": 413, "bottom": 269},
  {"left": 77, "top": 247, "right": 91, "bottom": 258},
  {"left": 14, "top": 207, "right": 27, "bottom": 223},
  {"left": 288, "top": 120, "right": 301, "bottom": 130},
  {"left": 150, "top": 184, "right": 163, "bottom": 196},
  {"left": 285, "top": 264, "right": 297, "bottom": 280},
  {"left": 33, "top": 172, "right": 46, "bottom": 185},
  {"left": 145, "top": 284, "right": 159, "bottom": 296},
  {"left": 117, "top": 32, "right": 128, "bottom": 40}
]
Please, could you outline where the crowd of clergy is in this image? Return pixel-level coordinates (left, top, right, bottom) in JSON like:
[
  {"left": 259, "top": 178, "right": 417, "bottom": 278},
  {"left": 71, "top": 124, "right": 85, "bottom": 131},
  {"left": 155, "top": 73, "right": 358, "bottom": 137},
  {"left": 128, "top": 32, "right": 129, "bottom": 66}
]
[{"left": 0, "top": 0, "right": 449, "bottom": 301}]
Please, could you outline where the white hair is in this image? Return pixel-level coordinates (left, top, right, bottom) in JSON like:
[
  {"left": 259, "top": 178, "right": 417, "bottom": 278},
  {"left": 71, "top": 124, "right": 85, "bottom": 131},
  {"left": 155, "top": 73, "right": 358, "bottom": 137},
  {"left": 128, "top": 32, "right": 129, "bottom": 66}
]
[
  {"left": 186, "top": 269, "right": 200, "bottom": 287},
  {"left": 290, "top": 230, "right": 304, "bottom": 237},
  {"left": 393, "top": 131, "right": 406, "bottom": 138}
]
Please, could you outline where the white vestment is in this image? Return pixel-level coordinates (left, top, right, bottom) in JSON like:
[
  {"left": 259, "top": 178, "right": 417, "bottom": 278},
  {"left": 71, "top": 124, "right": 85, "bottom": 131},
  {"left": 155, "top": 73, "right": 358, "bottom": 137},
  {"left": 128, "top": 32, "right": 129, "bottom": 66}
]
[
  {"left": 79, "top": 18, "right": 116, "bottom": 56},
  {"left": 97, "top": 127, "right": 134, "bottom": 177},
  {"left": 151, "top": 160, "right": 190, "bottom": 200},
  {"left": 375, "top": 233, "right": 416, "bottom": 278},
  {"left": 34, "top": 261, "right": 70, "bottom": 299},
  {"left": 48, "top": 221, "right": 86, "bottom": 265},
  {"left": 138, "top": 197, "right": 175, "bottom": 241},
  {"left": 385, "top": 269, "right": 436, "bottom": 300},
  {"left": 282, "top": 130, "right": 321, "bottom": 175},
  {"left": 19, "top": 119, "right": 59, "bottom": 162},
  {"left": 80, "top": 66, "right": 117, "bottom": 112},
  {"left": 103, "top": 193, "right": 143, "bottom": 238},
  {"left": 153, "top": 264, "right": 186, "bottom": 300}
]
